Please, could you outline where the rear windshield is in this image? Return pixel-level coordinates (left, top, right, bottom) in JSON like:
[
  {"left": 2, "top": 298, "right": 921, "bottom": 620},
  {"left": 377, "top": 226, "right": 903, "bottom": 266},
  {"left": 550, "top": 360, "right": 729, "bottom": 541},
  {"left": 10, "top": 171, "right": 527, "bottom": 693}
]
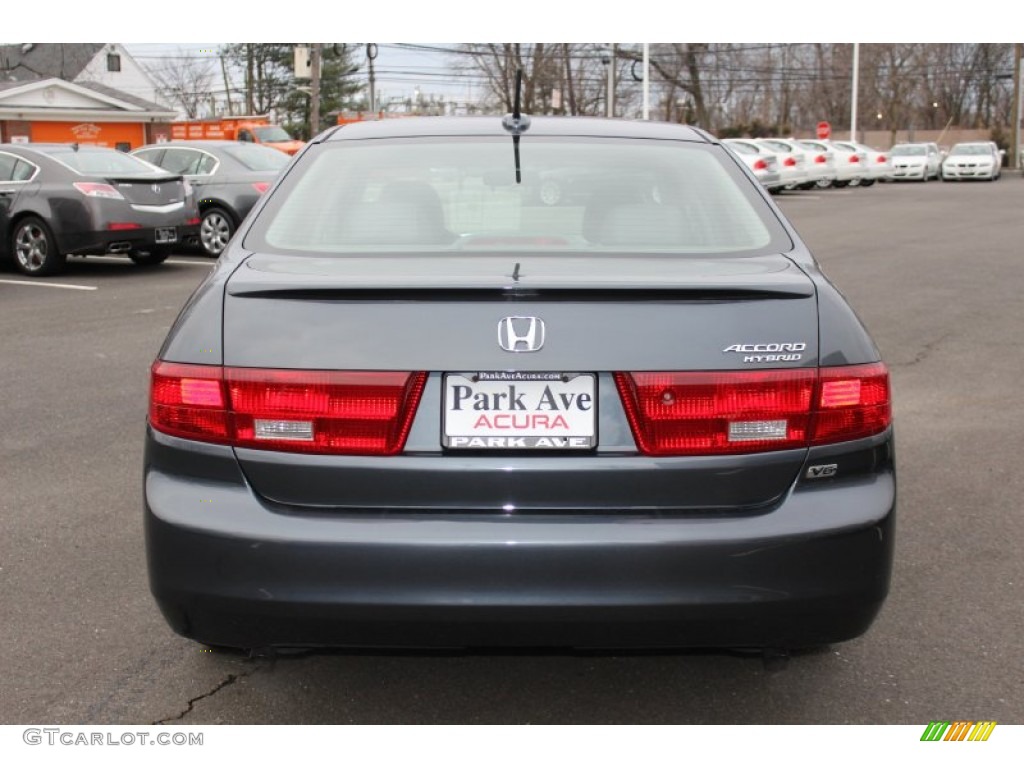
[
  {"left": 223, "top": 143, "right": 291, "bottom": 171},
  {"left": 40, "top": 147, "right": 162, "bottom": 175},
  {"left": 247, "top": 136, "right": 791, "bottom": 256},
  {"left": 891, "top": 145, "right": 926, "bottom": 156}
]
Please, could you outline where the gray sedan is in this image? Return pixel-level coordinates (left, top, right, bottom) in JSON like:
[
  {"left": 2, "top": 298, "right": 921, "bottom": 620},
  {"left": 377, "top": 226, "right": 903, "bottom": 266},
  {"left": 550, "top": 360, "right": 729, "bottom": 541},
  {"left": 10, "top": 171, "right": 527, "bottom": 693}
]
[
  {"left": 145, "top": 116, "right": 895, "bottom": 656},
  {"left": 133, "top": 140, "right": 289, "bottom": 257}
]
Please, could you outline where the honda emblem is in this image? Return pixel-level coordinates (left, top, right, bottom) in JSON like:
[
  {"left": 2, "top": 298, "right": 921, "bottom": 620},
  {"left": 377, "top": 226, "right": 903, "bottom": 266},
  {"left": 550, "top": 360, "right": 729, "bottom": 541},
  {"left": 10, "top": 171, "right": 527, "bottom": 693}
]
[{"left": 498, "top": 317, "right": 546, "bottom": 353}]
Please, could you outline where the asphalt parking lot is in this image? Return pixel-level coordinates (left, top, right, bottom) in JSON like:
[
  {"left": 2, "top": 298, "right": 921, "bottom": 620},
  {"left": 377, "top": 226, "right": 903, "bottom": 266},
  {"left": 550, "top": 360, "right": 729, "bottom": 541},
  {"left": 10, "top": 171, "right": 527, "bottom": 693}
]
[{"left": 1, "top": 178, "right": 1022, "bottom": 725}]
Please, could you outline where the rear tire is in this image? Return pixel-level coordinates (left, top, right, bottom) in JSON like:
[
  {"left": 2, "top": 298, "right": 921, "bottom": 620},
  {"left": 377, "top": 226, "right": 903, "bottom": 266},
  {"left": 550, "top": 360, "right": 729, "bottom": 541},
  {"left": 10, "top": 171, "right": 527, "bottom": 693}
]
[
  {"left": 814, "top": 178, "right": 833, "bottom": 189},
  {"left": 833, "top": 180, "right": 850, "bottom": 188},
  {"left": 11, "top": 216, "right": 65, "bottom": 276},
  {"left": 199, "top": 207, "right": 234, "bottom": 257},
  {"left": 860, "top": 179, "right": 876, "bottom": 187}
]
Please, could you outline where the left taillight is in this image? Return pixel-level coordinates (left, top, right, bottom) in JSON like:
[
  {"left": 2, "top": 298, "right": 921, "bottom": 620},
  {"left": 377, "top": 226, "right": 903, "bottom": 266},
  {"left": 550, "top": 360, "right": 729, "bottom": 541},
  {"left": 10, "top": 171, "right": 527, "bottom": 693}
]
[
  {"left": 149, "top": 362, "right": 427, "bottom": 456},
  {"left": 252, "top": 182, "right": 271, "bottom": 194},
  {"left": 753, "top": 158, "right": 768, "bottom": 171},
  {"left": 614, "top": 363, "right": 891, "bottom": 456},
  {"left": 73, "top": 182, "right": 124, "bottom": 200}
]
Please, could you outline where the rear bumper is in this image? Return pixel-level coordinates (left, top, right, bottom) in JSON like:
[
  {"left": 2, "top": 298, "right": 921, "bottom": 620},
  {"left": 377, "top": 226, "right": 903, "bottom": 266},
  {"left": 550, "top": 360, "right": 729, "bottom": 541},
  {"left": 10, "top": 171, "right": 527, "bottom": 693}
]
[
  {"left": 62, "top": 223, "right": 200, "bottom": 255},
  {"left": 144, "top": 435, "right": 896, "bottom": 651}
]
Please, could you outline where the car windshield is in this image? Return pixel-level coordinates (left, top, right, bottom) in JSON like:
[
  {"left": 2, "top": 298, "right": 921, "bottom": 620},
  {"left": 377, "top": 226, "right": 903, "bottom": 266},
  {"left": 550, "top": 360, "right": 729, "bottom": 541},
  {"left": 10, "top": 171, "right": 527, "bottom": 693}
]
[
  {"left": 254, "top": 126, "right": 293, "bottom": 143},
  {"left": 249, "top": 136, "right": 790, "bottom": 256},
  {"left": 224, "top": 143, "right": 291, "bottom": 171},
  {"left": 41, "top": 146, "right": 163, "bottom": 175},
  {"left": 891, "top": 145, "right": 926, "bottom": 156},
  {"left": 759, "top": 140, "right": 793, "bottom": 153},
  {"left": 949, "top": 144, "right": 990, "bottom": 156}
]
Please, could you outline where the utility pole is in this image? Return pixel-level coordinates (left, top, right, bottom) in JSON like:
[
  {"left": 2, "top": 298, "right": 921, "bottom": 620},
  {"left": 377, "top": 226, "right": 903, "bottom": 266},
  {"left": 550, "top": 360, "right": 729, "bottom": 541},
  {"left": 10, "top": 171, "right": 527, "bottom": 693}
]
[
  {"left": 367, "top": 43, "right": 378, "bottom": 116},
  {"left": 310, "top": 43, "right": 322, "bottom": 136},
  {"left": 1013, "top": 43, "right": 1022, "bottom": 171},
  {"left": 246, "top": 44, "right": 254, "bottom": 114},
  {"left": 609, "top": 43, "right": 617, "bottom": 117},
  {"left": 642, "top": 43, "right": 650, "bottom": 120}
]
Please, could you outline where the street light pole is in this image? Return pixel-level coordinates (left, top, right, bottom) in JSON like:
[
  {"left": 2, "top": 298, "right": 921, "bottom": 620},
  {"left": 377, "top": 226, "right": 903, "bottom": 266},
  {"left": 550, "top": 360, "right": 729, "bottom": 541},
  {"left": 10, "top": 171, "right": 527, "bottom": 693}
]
[
  {"left": 850, "top": 42, "right": 859, "bottom": 142},
  {"left": 642, "top": 43, "right": 650, "bottom": 120}
]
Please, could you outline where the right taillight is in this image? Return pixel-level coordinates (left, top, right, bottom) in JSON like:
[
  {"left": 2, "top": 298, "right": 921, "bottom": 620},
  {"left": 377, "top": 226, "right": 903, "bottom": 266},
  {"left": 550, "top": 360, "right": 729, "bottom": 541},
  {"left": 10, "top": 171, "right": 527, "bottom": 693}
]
[
  {"left": 149, "top": 362, "right": 427, "bottom": 456},
  {"left": 783, "top": 157, "right": 796, "bottom": 167},
  {"left": 753, "top": 159, "right": 768, "bottom": 171},
  {"left": 614, "top": 363, "right": 890, "bottom": 456},
  {"left": 811, "top": 363, "right": 891, "bottom": 445}
]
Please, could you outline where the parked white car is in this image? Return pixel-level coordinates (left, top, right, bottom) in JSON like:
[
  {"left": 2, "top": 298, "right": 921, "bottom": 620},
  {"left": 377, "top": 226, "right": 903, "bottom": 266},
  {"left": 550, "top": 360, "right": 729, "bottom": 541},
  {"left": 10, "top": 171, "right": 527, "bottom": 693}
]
[
  {"left": 889, "top": 143, "right": 941, "bottom": 181},
  {"left": 794, "top": 139, "right": 839, "bottom": 189},
  {"left": 722, "top": 139, "right": 783, "bottom": 191},
  {"left": 940, "top": 142, "right": 1001, "bottom": 181},
  {"left": 830, "top": 141, "right": 890, "bottom": 186},
  {"left": 754, "top": 138, "right": 812, "bottom": 189}
]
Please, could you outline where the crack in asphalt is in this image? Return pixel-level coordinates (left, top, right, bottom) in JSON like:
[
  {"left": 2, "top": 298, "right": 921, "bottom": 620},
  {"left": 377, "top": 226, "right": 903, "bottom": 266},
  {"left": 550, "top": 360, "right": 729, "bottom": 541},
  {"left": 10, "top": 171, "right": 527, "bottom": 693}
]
[
  {"left": 889, "top": 332, "right": 952, "bottom": 368},
  {"left": 152, "top": 663, "right": 264, "bottom": 725}
]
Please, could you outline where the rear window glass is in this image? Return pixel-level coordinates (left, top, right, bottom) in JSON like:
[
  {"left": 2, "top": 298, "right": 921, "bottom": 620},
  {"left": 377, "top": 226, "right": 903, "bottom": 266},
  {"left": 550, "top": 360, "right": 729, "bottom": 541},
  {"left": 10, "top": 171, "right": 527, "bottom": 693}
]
[
  {"left": 42, "top": 147, "right": 162, "bottom": 175},
  {"left": 248, "top": 136, "right": 790, "bottom": 256},
  {"left": 223, "top": 144, "right": 290, "bottom": 172}
]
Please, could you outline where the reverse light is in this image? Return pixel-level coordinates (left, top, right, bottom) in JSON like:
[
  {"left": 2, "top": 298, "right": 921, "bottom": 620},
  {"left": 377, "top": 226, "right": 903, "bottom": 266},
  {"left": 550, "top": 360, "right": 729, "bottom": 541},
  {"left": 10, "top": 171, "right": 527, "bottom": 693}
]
[
  {"left": 73, "top": 182, "right": 124, "bottom": 200},
  {"left": 615, "top": 363, "right": 891, "bottom": 456},
  {"left": 149, "top": 363, "right": 427, "bottom": 455}
]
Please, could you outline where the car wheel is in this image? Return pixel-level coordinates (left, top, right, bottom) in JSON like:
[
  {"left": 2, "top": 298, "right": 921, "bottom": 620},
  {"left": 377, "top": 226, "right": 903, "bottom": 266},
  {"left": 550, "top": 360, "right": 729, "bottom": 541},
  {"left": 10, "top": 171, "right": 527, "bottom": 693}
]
[
  {"left": 200, "top": 207, "right": 234, "bottom": 257},
  {"left": 860, "top": 179, "right": 876, "bottom": 187},
  {"left": 814, "top": 178, "right": 833, "bottom": 189},
  {"left": 538, "top": 180, "right": 562, "bottom": 207},
  {"left": 129, "top": 249, "right": 170, "bottom": 267},
  {"left": 849, "top": 178, "right": 862, "bottom": 188},
  {"left": 832, "top": 180, "right": 850, "bottom": 188},
  {"left": 12, "top": 216, "right": 65, "bottom": 276},
  {"left": 797, "top": 182, "right": 816, "bottom": 190}
]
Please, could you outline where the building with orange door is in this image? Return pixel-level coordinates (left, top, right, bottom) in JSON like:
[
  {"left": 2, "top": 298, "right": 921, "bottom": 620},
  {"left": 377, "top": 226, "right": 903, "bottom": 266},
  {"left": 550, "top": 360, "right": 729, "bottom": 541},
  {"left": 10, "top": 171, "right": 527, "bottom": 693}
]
[{"left": 0, "top": 43, "right": 175, "bottom": 150}]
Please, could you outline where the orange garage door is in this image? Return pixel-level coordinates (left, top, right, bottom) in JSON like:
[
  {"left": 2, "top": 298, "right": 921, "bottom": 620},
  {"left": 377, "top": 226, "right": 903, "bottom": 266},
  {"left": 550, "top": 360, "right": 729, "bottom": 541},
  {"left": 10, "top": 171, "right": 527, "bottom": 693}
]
[{"left": 30, "top": 121, "right": 145, "bottom": 151}]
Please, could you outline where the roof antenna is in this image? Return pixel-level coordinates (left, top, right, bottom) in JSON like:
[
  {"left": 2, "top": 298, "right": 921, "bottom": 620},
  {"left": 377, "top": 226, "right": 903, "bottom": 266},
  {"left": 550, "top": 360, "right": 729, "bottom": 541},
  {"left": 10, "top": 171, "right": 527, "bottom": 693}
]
[{"left": 501, "top": 69, "right": 530, "bottom": 184}]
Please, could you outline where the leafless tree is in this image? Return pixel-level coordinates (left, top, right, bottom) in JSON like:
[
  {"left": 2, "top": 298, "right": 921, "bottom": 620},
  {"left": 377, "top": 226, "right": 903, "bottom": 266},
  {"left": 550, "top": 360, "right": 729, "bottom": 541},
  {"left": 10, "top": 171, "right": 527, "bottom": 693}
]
[{"left": 147, "top": 48, "right": 216, "bottom": 118}]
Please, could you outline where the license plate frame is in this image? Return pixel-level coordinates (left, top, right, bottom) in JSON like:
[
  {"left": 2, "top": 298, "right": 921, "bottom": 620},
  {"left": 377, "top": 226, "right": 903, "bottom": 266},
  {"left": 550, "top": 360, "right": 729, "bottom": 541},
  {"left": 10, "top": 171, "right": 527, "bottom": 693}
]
[
  {"left": 155, "top": 227, "right": 177, "bottom": 244},
  {"left": 443, "top": 372, "right": 597, "bottom": 450}
]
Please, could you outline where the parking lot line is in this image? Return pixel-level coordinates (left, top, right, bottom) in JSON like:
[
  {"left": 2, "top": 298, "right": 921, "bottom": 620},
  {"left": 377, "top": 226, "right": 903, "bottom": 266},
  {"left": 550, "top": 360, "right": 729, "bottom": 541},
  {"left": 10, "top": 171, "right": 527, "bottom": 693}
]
[{"left": 0, "top": 278, "right": 97, "bottom": 291}]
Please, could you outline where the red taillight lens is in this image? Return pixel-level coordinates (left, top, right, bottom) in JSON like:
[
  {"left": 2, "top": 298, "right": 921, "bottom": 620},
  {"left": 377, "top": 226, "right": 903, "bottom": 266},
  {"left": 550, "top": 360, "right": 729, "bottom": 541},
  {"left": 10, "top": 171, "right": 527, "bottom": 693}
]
[
  {"left": 784, "top": 157, "right": 796, "bottom": 167},
  {"left": 614, "top": 370, "right": 816, "bottom": 455},
  {"left": 150, "top": 363, "right": 427, "bottom": 455},
  {"left": 812, "top": 363, "right": 890, "bottom": 444},
  {"left": 252, "top": 182, "right": 271, "bottom": 194},
  {"left": 614, "top": 364, "right": 891, "bottom": 456},
  {"left": 150, "top": 362, "right": 229, "bottom": 442},
  {"left": 74, "top": 182, "right": 124, "bottom": 200},
  {"left": 877, "top": 155, "right": 887, "bottom": 163},
  {"left": 185, "top": 217, "right": 201, "bottom": 226},
  {"left": 815, "top": 154, "right": 827, "bottom": 164},
  {"left": 106, "top": 222, "right": 143, "bottom": 231},
  {"left": 849, "top": 155, "right": 860, "bottom": 163},
  {"left": 753, "top": 159, "right": 768, "bottom": 171}
]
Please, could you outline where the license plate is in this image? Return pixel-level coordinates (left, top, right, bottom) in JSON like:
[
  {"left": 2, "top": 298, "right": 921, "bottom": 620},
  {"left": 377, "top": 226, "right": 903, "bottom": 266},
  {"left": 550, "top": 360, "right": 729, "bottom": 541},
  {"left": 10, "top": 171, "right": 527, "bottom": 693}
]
[
  {"left": 155, "top": 227, "right": 177, "bottom": 244},
  {"left": 444, "top": 372, "right": 596, "bottom": 450}
]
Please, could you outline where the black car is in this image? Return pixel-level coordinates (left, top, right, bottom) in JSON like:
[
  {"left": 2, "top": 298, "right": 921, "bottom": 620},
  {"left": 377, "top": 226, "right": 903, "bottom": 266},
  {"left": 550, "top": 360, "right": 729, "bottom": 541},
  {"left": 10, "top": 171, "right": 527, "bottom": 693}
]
[
  {"left": 0, "top": 144, "right": 199, "bottom": 276},
  {"left": 132, "top": 141, "right": 290, "bottom": 257},
  {"left": 145, "top": 116, "right": 895, "bottom": 655}
]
